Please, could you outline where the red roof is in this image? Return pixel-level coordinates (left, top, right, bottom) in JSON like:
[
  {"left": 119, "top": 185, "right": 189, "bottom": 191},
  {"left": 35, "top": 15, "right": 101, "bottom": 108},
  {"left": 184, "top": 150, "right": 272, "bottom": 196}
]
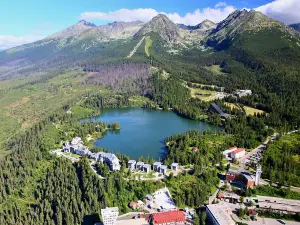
[
  {"left": 151, "top": 210, "right": 186, "bottom": 224},
  {"left": 218, "top": 193, "right": 225, "bottom": 198},
  {"left": 248, "top": 209, "right": 257, "bottom": 216},
  {"left": 232, "top": 148, "right": 245, "bottom": 155},
  {"left": 129, "top": 202, "right": 136, "bottom": 207},
  {"left": 228, "top": 146, "right": 237, "bottom": 151}
]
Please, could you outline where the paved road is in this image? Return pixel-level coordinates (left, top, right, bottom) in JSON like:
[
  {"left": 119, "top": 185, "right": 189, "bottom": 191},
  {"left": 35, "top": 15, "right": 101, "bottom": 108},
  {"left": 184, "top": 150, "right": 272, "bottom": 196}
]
[
  {"left": 209, "top": 180, "right": 224, "bottom": 204},
  {"left": 248, "top": 218, "right": 300, "bottom": 225}
]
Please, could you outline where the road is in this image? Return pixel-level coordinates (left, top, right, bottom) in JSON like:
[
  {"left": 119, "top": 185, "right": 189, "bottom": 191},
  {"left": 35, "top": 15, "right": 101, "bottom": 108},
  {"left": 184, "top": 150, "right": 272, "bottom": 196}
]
[
  {"left": 209, "top": 180, "right": 224, "bottom": 204},
  {"left": 248, "top": 218, "right": 300, "bottom": 225},
  {"left": 238, "top": 133, "right": 280, "bottom": 172}
]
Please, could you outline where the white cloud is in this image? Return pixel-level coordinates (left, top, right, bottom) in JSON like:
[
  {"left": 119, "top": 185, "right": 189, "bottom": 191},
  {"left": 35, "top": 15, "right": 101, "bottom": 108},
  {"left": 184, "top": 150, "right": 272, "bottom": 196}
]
[
  {"left": 256, "top": 0, "right": 300, "bottom": 24},
  {"left": 80, "top": 8, "right": 159, "bottom": 23},
  {"left": 0, "top": 35, "right": 44, "bottom": 50},
  {"left": 80, "top": 3, "right": 236, "bottom": 25},
  {"left": 215, "top": 2, "right": 227, "bottom": 8}
]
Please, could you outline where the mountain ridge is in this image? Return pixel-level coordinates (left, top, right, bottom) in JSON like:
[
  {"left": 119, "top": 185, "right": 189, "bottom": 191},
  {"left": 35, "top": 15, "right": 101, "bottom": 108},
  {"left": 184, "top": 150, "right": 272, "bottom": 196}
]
[{"left": 290, "top": 23, "right": 300, "bottom": 32}]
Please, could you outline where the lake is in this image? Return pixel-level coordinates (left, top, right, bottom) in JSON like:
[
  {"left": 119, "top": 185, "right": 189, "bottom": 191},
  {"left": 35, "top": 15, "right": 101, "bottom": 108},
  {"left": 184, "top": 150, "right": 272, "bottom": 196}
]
[{"left": 85, "top": 108, "right": 216, "bottom": 159}]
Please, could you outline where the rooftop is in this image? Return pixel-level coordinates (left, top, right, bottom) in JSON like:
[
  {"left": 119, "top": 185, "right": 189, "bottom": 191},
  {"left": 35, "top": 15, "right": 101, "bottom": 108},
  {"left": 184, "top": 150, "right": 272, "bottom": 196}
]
[
  {"left": 101, "top": 207, "right": 119, "bottom": 214},
  {"left": 160, "top": 165, "right": 168, "bottom": 170},
  {"left": 153, "top": 162, "right": 162, "bottom": 166},
  {"left": 136, "top": 161, "right": 144, "bottom": 165},
  {"left": 210, "top": 103, "right": 230, "bottom": 118},
  {"left": 242, "top": 173, "right": 255, "bottom": 182},
  {"left": 128, "top": 160, "right": 136, "bottom": 164},
  {"left": 151, "top": 210, "right": 185, "bottom": 224},
  {"left": 143, "top": 164, "right": 151, "bottom": 168},
  {"left": 232, "top": 148, "right": 245, "bottom": 154},
  {"left": 171, "top": 163, "right": 179, "bottom": 166},
  {"left": 101, "top": 152, "right": 120, "bottom": 162},
  {"left": 206, "top": 204, "right": 235, "bottom": 225}
]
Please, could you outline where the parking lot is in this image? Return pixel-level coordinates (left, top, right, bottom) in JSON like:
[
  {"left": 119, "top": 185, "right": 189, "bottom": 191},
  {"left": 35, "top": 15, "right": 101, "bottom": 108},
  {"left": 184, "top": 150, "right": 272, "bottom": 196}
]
[{"left": 145, "top": 188, "right": 176, "bottom": 212}]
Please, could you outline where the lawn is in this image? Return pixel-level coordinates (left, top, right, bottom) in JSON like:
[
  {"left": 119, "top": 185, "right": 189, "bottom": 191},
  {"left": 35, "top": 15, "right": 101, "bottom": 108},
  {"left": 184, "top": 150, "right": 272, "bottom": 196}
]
[
  {"left": 188, "top": 86, "right": 216, "bottom": 101},
  {"left": 205, "top": 65, "right": 227, "bottom": 75},
  {"left": 145, "top": 36, "right": 152, "bottom": 57},
  {"left": 225, "top": 102, "right": 241, "bottom": 111},
  {"left": 243, "top": 106, "right": 266, "bottom": 116}
]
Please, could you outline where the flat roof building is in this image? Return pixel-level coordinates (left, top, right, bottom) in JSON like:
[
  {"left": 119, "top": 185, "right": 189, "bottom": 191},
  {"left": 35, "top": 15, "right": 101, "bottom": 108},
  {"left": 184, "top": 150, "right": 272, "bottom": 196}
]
[
  {"left": 206, "top": 204, "right": 235, "bottom": 225},
  {"left": 101, "top": 207, "right": 119, "bottom": 225}
]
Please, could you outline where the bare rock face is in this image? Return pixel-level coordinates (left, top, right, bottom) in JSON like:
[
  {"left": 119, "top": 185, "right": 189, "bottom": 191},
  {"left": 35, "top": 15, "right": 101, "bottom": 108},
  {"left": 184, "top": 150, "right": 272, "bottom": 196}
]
[
  {"left": 97, "top": 21, "right": 144, "bottom": 39},
  {"left": 134, "top": 14, "right": 182, "bottom": 44},
  {"left": 48, "top": 20, "right": 96, "bottom": 39}
]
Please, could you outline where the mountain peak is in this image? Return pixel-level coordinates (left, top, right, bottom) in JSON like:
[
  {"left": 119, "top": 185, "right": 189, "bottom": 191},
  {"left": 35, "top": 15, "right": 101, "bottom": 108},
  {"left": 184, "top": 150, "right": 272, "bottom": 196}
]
[
  {"left": 77, "top": 20, "right": 96, "bottom": 27},
  {"left": 135, "top": 14, "right": 181, "bottom": 44},
  {"left": 153, "top": 14, "right": 169, "bottom": 20}
]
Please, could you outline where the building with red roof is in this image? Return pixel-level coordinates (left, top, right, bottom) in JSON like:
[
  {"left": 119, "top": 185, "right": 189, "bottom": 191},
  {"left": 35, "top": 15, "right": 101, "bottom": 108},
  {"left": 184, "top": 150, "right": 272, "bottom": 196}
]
[
  {"left": 228, "top": 146, "right": 237, "bottom": 151},
  {"left": 225, "top": 171, "right": 255, "bottom": 188},
  {"left": 148, "top": 210, "right": 186, "bottom": 225},
  {"left": 230, "top": 148, "right": 245, "bottom": 159},
  {"left": 129, "top": 201, "right": 137, "bottom": 210},
  {"left": 193, "top": 147, "right": 199, "bottom": 152}
]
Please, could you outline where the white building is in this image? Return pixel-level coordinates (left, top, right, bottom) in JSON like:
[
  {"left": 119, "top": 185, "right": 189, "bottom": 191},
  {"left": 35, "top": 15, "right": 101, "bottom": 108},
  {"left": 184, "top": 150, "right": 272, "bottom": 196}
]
[
  {"left": 230, "top": 148, "right": 245, "bottom": 159},
  {"left": 61, "top": 137, "right": 121, "bottom": 171},
  {"left": 100, "top": 153, "right": 121, "bottom": 171},
  {"left": 206, "top": 204, "right": 235, "bottom": 225},
  {"left": 160, "top": 165, "right": 168, "bottom": 175},
  {"left": 255, "top": 165, "right": 262, "bottom": 186},
  {"left": 75, "top": 147, "right": 90, "bottom": 156},
  {"left": 143, "top": 164, "right": 151, "bottom": 173},
  {"left": 101, "top": 207, "right": 119, "bottom": 225},
  {"left": 127, "top": 160, "right": 136, "bottom": 171},
  {"left": 235, "top": 89, "right": 252, "bottom": 97},
  {"left": 62, "top": 137, "right": 84, "bottom": 153},
  {"left": 71, "top": 137, "right": 84, "bottom": 146},
  {"left": 136, "top": 161, "right": 144, "bottom": 170},
  {"left": 222, "top": 146, "right": 237, "bottom": 159},
  {"left": 171, "top": 163, "right": 179, "bottom": 171},
  {"left": 153, "top": 162, "right": 162, "bottom": 172}
]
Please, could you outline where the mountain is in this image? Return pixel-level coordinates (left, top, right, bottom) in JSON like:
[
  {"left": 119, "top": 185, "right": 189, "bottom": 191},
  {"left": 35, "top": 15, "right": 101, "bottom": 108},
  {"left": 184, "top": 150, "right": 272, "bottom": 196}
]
[
  {"left": 134, "top": 14, "right": 182, "bottom": 44},
  {"left": 1, "top": 10, "right": 300, "bottom": 80},
  {"left": 178, "top": 20, "right": 216, "bottom": 31},
  {"left": 48, "top": 20, "right": 96, "bottom": 38},
  {"left": 195, "top": 20, "right": 216, "bottom": 31},
  {"left": 206, "top": 9, "right": 300, "bottom": 48},
  {"left": 290, "top": 23, "right": 300, "bottom": 32},
  {"left": 97, "top": 21, "right": 144, "bottom": 39}
]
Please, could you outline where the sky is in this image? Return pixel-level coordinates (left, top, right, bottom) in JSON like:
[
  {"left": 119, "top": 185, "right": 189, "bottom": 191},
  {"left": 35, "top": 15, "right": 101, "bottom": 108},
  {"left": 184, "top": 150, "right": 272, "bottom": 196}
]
[{"left": 0, "top": 0, "right": 299, "bottom": 50}]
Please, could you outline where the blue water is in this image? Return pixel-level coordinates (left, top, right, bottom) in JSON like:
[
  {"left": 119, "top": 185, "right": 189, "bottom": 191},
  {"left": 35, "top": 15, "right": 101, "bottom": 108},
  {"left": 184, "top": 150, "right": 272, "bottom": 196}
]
[{"left": 85, "top": 108, "right": 216, "bottom": 159}]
